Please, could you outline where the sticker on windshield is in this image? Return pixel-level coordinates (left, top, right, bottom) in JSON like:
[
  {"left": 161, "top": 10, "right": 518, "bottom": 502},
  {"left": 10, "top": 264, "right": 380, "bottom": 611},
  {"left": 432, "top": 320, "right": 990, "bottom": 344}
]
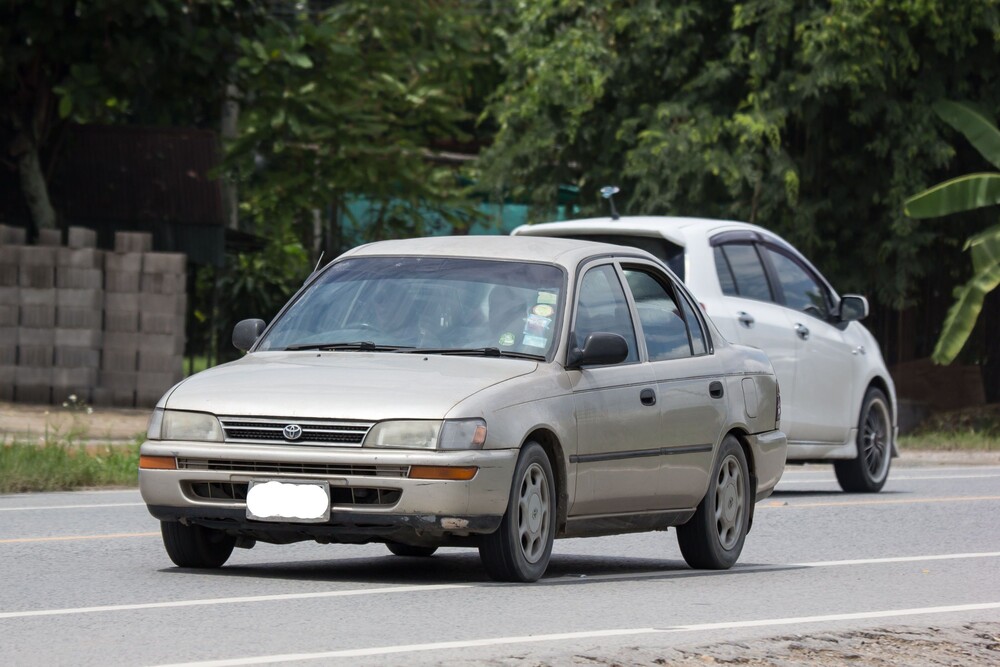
[
  {"left": 498, "top": 332, "right": 516, "bottom": 347},
  {"left": 524, "top": 314, "right": 552, "bottom": 337},
  {"left": 531, "top": 304, "right": 554, "bottom": 317},
  {"left": 536, "top": 291, "right": 557, "bottom": 305},
  {"left": 522, "top": 334, "right": 548, "bottom": 348}
]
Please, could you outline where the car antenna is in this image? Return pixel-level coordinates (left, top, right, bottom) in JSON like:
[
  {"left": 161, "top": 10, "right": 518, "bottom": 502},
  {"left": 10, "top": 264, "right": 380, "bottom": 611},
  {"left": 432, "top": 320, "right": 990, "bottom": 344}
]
[
  {"left": 600, "top": 185, "right": 621, "bottom": 220},
  {"left": 311, "top": 251, "right": 325, "bottom": 275}
]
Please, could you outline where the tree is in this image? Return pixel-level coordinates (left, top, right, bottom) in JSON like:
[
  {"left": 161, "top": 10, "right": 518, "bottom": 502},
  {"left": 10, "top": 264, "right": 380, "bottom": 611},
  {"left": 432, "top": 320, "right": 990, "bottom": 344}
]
[
  {"left": 904, "top": 101, "right": 1000, "bottom": 364},
  {"left": 482, "top": 0, "right": 1000, "bottom": 310},
  {"left": 0, "top": 0, "right": 266, "bottom": 231}
]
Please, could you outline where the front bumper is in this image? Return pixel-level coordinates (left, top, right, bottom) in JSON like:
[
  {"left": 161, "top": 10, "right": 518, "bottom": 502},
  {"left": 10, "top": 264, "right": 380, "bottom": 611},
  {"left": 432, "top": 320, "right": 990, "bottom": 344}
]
[{"left": 139, "top": 440, "right": 517, "bottom": 543}]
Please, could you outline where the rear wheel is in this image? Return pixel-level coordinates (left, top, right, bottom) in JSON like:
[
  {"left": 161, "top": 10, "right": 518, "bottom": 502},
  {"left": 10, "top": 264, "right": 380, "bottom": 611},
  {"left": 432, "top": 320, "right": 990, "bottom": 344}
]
[
  {"left": 386, "top": 542, "right": 438, "bottom": 557},
  {"left": 160, "top": 521, "right": 235, "bottom": 568},
  {"left": 479, "top": 442, "right": 555, "bottom": 582},
  {"left": 835, "top": 388, "right": 892, "bottom": 493},
  {"left": 677, "top": 435, "right": 750, "bottom": 570}
]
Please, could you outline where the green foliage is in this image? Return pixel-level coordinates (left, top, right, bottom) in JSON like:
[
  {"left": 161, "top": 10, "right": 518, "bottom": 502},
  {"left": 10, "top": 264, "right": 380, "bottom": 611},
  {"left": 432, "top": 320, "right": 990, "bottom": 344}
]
[
  {"left": 0, "top": 440, "right": 140, "bottom": 493},
  {"left": 226, "top": 1, "right": 491, "bottom": 245},
  {"left": 483, "top": 0, "right": 1000, "bottom": 308},
  {"left": 904, "top": 101, "right": 1000, "bottom": 364}
]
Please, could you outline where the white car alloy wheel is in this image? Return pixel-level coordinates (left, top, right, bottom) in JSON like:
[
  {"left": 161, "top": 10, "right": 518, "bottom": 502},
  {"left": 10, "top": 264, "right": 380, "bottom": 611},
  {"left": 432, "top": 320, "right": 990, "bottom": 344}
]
[{"left": 835, "top": 388, "right": 892, "bottom": 492}]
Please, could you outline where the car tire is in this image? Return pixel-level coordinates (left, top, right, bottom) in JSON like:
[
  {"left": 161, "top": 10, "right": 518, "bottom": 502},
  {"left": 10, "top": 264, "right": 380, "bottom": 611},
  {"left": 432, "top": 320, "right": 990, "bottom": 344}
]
[
  {"left": 677, "top": 434, "right": 750, "bottom": 570},
  {"left": 161, "top": 520, "right": 236, "bottom": 568},
  {"left": 385, "top": 542, "right": 438, "bottom": 557},
  {"left": 479, "top": 442, "right": 556, "bottom": 583},
  {"left": 835, "top": 387, "right": 892, "bottom": 493}
]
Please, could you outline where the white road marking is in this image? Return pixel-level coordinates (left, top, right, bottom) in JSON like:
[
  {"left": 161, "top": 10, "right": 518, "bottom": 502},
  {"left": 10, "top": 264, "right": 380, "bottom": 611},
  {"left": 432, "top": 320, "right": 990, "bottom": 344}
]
[
  {"left": 0, "top": 502, "right": 145, "bottom": 512},
  {"left": 780, "top": 466, "right": 1000, "bottom": 475},
  {"left": 153, "top": 601, "right": 1000, "bottom": 666},
  {"left": 777, "top": 473, "right": 1000, "bottom": 484},
  {"left": 1, "top": 551, "right": 998, "bottom": 620}
]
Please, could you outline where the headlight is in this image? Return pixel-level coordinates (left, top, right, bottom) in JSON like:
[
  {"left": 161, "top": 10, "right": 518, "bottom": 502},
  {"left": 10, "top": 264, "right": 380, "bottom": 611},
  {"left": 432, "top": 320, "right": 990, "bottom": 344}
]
[
  {"left": 364, "top": 419, "right": 487, "bottom": 450},
  {"left": 150, "top": 409, "right": 225, "bottom": 442}
]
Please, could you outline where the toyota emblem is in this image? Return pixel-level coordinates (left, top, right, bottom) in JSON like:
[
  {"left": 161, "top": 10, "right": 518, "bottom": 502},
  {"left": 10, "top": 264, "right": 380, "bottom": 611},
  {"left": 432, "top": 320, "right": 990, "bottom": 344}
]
[{"left": 282, "top": 424, "right": 303, "bottom": 441}]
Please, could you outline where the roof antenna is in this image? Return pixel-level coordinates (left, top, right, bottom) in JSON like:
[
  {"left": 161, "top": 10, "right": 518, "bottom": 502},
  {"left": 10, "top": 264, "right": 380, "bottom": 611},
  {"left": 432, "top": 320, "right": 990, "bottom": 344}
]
[
  {"left": 600, "top": 185, "right": 621, "bottom": 220},
  {"left": 311, "top": 251, "right": 325, "bottom": 275}
]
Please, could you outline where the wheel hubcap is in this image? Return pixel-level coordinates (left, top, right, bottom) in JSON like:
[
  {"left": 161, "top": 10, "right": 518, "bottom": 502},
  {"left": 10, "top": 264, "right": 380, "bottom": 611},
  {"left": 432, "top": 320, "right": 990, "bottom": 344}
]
[
  {"left": 714, "top": 455, "right": 745, "bottom": 550},
  {"left": 517, "top": 462, "right": 550, "bottom": 563}
]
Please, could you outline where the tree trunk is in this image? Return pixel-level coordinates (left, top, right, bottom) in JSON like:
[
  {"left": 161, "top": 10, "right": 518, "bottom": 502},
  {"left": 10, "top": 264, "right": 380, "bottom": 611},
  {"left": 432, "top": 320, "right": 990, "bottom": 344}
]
[
  {"left": 220, "top": 83, "right": 240, "bottom": 230},
  {"left": 13, "top": 132, "right": 57, "bottom": 230}
]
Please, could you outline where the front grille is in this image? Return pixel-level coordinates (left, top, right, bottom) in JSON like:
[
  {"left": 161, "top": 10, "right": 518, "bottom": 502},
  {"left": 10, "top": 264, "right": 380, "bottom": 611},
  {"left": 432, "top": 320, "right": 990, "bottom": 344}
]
[
  {"left": 219, "top": 417, "right": 374, "bottom": 446},
  {"left": 177, "top": 458, "right": 409, "bottom": 478},
  {"left": 186, "top": 482, "right": 401, "bottom": 506}
]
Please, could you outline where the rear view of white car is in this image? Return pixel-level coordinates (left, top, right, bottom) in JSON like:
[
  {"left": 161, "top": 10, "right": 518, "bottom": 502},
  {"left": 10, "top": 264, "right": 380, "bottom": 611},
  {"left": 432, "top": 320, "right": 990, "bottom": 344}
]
[{"left": 515, "top": 216, "right": 896, "bottom": 492}]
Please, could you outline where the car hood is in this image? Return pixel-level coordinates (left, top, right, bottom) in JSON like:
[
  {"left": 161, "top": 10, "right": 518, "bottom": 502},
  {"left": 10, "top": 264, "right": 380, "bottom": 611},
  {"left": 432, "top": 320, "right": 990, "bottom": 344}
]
[{"left": 163, "top": 352, "right": 538, "bottom": 420}]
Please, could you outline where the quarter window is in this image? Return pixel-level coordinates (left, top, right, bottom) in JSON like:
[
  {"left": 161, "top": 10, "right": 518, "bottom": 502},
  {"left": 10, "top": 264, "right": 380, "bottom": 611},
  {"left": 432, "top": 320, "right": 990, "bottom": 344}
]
[
  {"left": 623, "top": 269, "right": 698, "bottom": 360},
  {"left": 575, "top": 265, "right": 639, "bottom": 363}
]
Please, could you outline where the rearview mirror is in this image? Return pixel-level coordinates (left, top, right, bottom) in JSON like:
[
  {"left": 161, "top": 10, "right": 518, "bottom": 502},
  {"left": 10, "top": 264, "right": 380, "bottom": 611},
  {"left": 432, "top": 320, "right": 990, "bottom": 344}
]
[
  {"left": 232, "top": 318, "right": 266, "bottom": 351},
  {"left": 838, "top": 295, "right": 868, "bottom": 322},
  {"left": 566, "top": 332, "right": 629, "bottom": 368}
]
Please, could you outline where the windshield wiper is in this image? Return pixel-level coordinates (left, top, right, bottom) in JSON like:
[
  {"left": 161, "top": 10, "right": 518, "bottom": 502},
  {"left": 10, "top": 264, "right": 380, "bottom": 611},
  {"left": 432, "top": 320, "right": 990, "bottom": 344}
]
[
  {"left": 399, "top": 347, "right": 545, "bottom": 360},
  {"left": 284, "top": 341, "right": 410, "bottom": 352}
]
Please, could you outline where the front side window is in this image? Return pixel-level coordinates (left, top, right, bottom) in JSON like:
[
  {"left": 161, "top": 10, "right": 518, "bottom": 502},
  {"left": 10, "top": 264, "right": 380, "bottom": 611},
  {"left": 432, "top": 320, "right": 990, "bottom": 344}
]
[
  {"left": 763, "top": 247, "right": 830, "bottom": 317},
  {"left": 258, "top": 257, "right": 565, "bottom": 357},
  {"left": 574, "top": 265, "right": 639, "bottom": 363},
  {"left": 717, "top": 244, "right": 773, "bottom": 302},
  {"left": 624, "top": 269, "right": 697, "bottom": 360}
]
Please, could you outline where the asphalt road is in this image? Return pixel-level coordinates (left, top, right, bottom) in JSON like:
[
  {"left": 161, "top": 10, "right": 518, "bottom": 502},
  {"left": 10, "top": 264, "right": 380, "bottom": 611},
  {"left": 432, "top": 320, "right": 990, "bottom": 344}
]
[{"left": 2, "top": 462, "right": 999, "bottom": 666}]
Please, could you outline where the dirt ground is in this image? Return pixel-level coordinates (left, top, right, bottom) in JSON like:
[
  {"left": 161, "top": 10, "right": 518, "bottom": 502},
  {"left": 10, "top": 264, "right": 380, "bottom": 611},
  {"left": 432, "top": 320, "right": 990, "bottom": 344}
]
[{"left": 0, "top": 400, "right": 151, "bottom": 443}]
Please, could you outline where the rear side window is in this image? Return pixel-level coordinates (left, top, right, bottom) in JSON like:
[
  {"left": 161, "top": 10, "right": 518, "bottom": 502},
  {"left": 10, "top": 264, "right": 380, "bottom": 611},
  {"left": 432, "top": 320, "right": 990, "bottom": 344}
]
[
  {"left": 716, "top": 244, "right": 772, "bottom": 302},
  {"left": 763, "top": 247, "right": 830, "bottom": 317},
  {"left": 562, "top": 234, "right": 685, "bottom": 281}
]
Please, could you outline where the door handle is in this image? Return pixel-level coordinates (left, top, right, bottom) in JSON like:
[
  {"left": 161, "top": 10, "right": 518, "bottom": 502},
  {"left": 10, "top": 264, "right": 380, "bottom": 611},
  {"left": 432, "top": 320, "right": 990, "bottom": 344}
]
[
  {"left": 709, "top": 381, "right": 724, "bottom": 399},
  {"left": 794, "top": 323, "right": 810, "bottom": 340},
  {"left": 640, "top": 388, "right": 657, "bottom": 406},
  {"left": 737, "top": 311, "right": 755, "bottom": 328}
]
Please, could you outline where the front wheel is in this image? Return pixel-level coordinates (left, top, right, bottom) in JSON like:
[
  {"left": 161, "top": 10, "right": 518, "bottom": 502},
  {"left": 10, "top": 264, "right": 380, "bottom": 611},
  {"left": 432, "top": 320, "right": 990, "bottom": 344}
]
[
  {"left": 677, "top": 435, "right": 750, "bottom": 570},
  {"left": 161, "top": 521, "right": 236, "bottom": 568},
  {"left": 479, "top": 442, "right": 556, "bottom": 582},
  {"left": 834, "top": 387, "right": 892, "bottom": 493}
]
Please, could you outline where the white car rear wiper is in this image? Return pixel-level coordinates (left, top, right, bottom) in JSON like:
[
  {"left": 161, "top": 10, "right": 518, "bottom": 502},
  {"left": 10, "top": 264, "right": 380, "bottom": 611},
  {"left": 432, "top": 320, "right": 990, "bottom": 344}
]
[
  {"left": 284, "top": 341, "right": 411, "bottom": 352},
  {"left": 399, "top": 347, "right": 544, "bottom": 360}
]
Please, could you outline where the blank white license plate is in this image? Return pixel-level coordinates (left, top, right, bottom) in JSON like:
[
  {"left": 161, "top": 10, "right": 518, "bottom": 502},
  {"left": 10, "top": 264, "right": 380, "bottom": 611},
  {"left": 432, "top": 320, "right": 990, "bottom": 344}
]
[{"left": 246, "top": 479, "right": 331, "bottom": 523}]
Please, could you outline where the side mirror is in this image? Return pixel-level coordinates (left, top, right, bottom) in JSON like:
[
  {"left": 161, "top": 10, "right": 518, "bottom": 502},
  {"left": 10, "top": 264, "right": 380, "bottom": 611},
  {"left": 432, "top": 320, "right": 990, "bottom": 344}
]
[
  {"left": 566, "top": 332, "right": 629, "bottom": 368},
  {"left": 838, "top": 295, "right": 869, "bottom": 322},
  {"left": 233, "top": 318, "right": 266, "bottom": 352}
]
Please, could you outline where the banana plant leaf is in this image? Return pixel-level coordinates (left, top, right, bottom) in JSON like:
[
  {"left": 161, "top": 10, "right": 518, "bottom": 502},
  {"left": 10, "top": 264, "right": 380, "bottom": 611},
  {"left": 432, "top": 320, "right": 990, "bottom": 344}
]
[
  {"left": 967, "top": 223, "right": 1000, "bottom": 274},
  {"left": 933, "top": 100, "right": 1000, "bottom": 171},
  {"left": 904, "top": 173, "right": 1000, "bottom": 219},
  {"left": 931, "top": 256, "right": 1000, "bottom": 364}
]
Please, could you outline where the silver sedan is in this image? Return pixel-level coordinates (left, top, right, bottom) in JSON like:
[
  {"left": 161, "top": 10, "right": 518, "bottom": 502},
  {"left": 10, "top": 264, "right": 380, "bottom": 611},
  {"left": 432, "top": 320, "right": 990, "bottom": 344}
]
[{"left": 139, "top": 236, "right": 787, "bottom": 582}]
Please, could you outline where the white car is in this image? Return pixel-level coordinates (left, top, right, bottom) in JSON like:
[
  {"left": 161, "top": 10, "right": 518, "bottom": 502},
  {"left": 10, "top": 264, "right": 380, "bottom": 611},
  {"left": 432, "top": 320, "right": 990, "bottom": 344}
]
[{"left": 514, "top": 216, "right": 896, "bottom": 492}]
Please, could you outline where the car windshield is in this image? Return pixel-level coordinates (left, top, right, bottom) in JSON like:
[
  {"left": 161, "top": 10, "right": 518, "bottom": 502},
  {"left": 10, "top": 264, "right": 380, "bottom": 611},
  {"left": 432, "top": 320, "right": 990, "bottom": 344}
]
[{"left": 258, "top": 256, "right": 565, "bottom": 358}]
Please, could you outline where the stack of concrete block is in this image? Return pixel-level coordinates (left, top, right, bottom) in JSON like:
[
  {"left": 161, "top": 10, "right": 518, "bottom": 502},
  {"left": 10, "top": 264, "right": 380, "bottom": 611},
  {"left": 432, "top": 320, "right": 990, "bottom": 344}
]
[
  {"left": 96, "top": 233, "right": 150, "bottom": 407},
  {"left": 52, "top": 226, "right": 104, "bottom": 403},
  {"left": 0, "top": 225, "right": 24, "bottom": 401},
  {"left": 15, "top": 243, "right": 58, "bottom": 403},
  {"left": 136, "top": 248, "right": 186, "bottom": 407}
]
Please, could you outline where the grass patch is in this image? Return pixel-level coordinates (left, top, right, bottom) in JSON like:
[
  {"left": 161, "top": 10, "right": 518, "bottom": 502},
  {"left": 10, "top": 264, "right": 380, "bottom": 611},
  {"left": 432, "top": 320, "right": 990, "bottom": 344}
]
[
  {"left": 0, "top": 436, "right": 140, "bottom": 493},
  {"left": 899, "top": 431, "right": 1000, "bottom": 451}
]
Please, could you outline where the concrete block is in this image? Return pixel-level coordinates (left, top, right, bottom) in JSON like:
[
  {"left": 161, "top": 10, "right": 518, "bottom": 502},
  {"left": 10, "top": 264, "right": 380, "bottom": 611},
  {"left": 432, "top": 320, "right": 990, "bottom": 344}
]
[
  {"left": 138, "top": 333, "right": 177, "bottom": 353},
  {"left": 92, "top": 387, "right": 135, "bottom": 408},
  {"left": 140, "top": 311, "right": 182, "bottom": 335},
  {"left": 0, "top": 247, "right": 18, "bottom": 286},
  {"left": 19, "top": 304, "right": 56, "bottom": 328},
  {"left": 141, "top": 252, "right": 186, "bottom": 274},
  {"left": 37, "top": 229, "right": 62, "bottom": 246},
  {"left": 0, "top": 344, "right": 15, "bottom": 365},
  {"left": 20, "top": 287, "right": 56, "bottom": 306},
  {"left": 137, "top": 371, "right": 179, "bottom": 391},
  {"left": 55, "top": 346, "right": 101, "bottom": 368},
  {"left": 105, "top": 253, "right": 143, "bottom": 272},
  {"left": 140, "top": 271, "right": 186, "bottom": 295},
  {"left": 18, "top": 327, "right": 54, "bottom": 346},
  {"left": 0, "top": 303, "right": 17, "bottom": 327},
  {"left": 57, "top": 248, "right": 103, "bottom": 269},
  {"left": 105, "top": 293, "right": 140, "bottom": 310},
  {"left": 18, "top": 264, "right": 54, "bottom": 288},
  {"left": 0, "top": 380, "right": 13, "bottom": 402},
  {"left": 15, "top": 365, "right": 51, "bottom": 385},
  {"left": 99, "top": 369, "right": 137, "bottom": 391},
  {"left": 67, "top": 226, "right": 97, "bottom": 249},
  {"left": 57, "top": 288, "right": 103, "bottom": 309},
  {"left": 104, "top": 309, "right": 139, "bottom": 333},
  {"left": 57, "top": 306, "right": 103, "bottom": 330},
  {"left": 15, "top": 384, "right": 51, "bottom": 404},
  {"left": 143, "top": 293, "right": 183, "bottom": 313},
  {"left": 52, "top": 366, "right": 97, "bottom": 387},
  {"left": 103, "top": 331, "right": 139, "bottom": 350},
  {"left": 114, "top": 232, "right": 153, "bottom": 253},
  {"left": 136, "top": 385, "right": 171, "bottom": 407},
  {"left": 0, "top": 327, "right": 16, "bottom": 345},
  {"left": 54, "top": 328, "right": 101, "bottom": 348},
  {"left": 0, "top": 287, "right": 18, "bottom": 305},
  {"left": 138, "top": 350, "right": 182, "bottom": 374},
  {"left": 17, "top": 345, "right": 53, "bottom": 367},
  {"left": 56, "top": 267, "right": 103, "bottom": 290},
  {"left": 18, "top": 246, "right": 56, "bottom": 265},
  {"left": 105, "top": 271, "right": 140, "bottom": 293},
  {"left": 0, "top": 224, "right": 27, "bottom": 245},
  {"left": 101, "top": 346, "right": 137, "bottom": 372}
]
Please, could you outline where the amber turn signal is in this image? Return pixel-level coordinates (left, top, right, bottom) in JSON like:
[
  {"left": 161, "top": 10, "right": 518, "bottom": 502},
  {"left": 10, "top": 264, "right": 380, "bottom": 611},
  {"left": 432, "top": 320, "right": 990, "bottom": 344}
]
[
  {"left": 139, "top": 455, "right": 177, "bottom": 470},
  {"left": 408, "top": 465, "right": 478, "bottom": 481}
]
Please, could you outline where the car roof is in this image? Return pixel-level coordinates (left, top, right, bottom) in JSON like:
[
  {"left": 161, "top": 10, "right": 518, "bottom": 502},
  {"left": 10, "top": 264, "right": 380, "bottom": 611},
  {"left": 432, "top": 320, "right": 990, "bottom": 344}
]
[
  {"left": 342, "top": 234, "right": 660, "bottom": 268},
  {"left": 513, "top": 215, "right": 773, "bottom": 245}
]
